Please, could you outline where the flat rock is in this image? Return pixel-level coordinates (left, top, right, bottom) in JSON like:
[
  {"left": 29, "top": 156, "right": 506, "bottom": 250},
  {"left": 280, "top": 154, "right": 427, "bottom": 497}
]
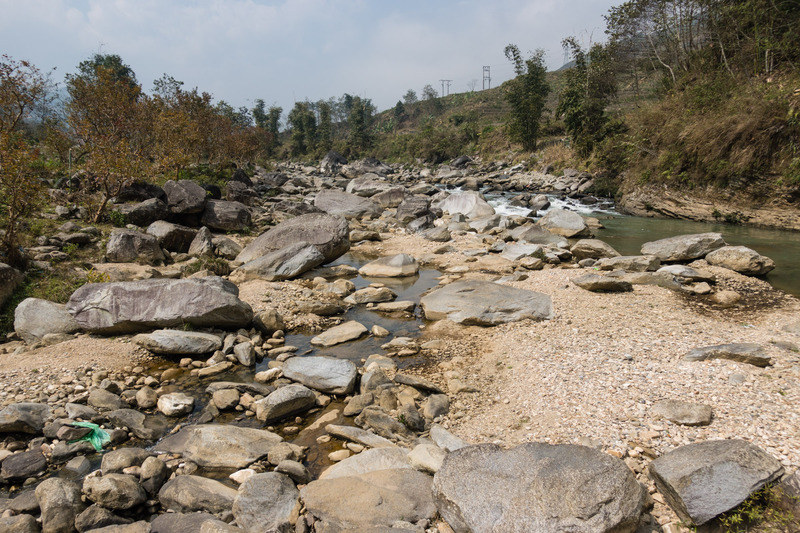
[
  {"left": 302, "top": 468, "right": 436, "bottom": 529},
  {"left": 201, "top": 200, "right": 251, "bottom": 231},
  {"left": 310, "top": 320, "right": 368, "bottom": 346},
  {"left": 641, "top": 232, "right": 726, "bottom": 262},
  {"left": 133, "top": 330, "right": 222, "bottom": 355},
  {"left": 232, "top": 473, "right": 300, "bottom": 533},
  {"left": 314, "top": 189, "right": 382, "bottom": 219},
  {"left": 649, "top": 439, "right": 784, "bottom": 525},
  {"left": 232, "top": 241, "right": 325, "bottom": 282},
  {"left": 570, "top": 239, "right": 620, "bottom": 260},
  {"left": 572, "top": 273, "right": 633, "bottom": 292},
  {"left": 394, "top": 374, "right": 444, "bottom": 394},
  {"left": 107, "top": 409, "right": 169, "bottom": 441},
  {"left": 344, "top": 287, "right": 396, "bottom": 304},
  {"left": 158, "top": 475, "right": 237, "bottom": 514},
  {"left": 500, "top": 243, "right": 543, "bottom": 262},
  {"left": 705, "top": 245, "right": 775, "bottom": 276},
  {"left": 236, "top": 213, "right": 350, "bottom": 264},
  {"left": 282, "top": 356, "right": 357, "bottom": 394},
  {"left": 509, "top": 224, "right": 569, "bottom": 248},
  {"left": 66, "top": 277, "right": 253, "bottom": 334},
  {"left": 420, "top": 280, "right": 552, "bottom": 325},
  {"left": 537, "top": 208, "right": 591, "bottom": 238},
  {"left": 150, "top": 511, "right": 219, "bottom": 533},
  {"left": 1, "top": 450, "right": 47, "bottom": 481},
  {"left": 433, "top": 443, "right": 644, "bottom": 532},
  {"left": 359, "top": 254, "right": 419, "bottom": 278},
  {"left": 657, "top": 264, "right": 716, "bottom": 282},
  {"left": 435, "top": 191, "right": 495, "bottom": 219},
  {"left": 325, "top": 424, "right": 397, "bottom": 449},
  {"left": 430, "top": 424, "right": 467, "bottom": 452},
  {"left": 684, "top": 343, "right": 771, "bottom": 367},
  {"left": 157, "top": 392, "right": 195, "bottom": 417},
  {"left": 651, "top": 400, "right": 713, "bottom": 426},
  {"left": 320, "top": 447, "right": 412, "bottom": 479},
  {"left": 595, "top": 255, "right": 661, "bottom": 272},
  {"left": 154, "top": 424, "right": 283, "bottom": 469},
  {"left": 14, "top": 298, "right": 80, "bottom": 344},
  {"left": 254, "top": 384, "right": 317, "bottom": 423},
  {"left": 113, "top": 198, "right": 169, "bottom": 227},
  {"left": 0, "top": 402, "right": 51, "bottom": 434}
]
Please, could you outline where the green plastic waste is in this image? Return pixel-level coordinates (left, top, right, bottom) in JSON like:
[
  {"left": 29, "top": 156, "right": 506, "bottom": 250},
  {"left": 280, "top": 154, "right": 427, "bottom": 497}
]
[{"left": 68, "top": 421, "right": 111, "bottom": 452}]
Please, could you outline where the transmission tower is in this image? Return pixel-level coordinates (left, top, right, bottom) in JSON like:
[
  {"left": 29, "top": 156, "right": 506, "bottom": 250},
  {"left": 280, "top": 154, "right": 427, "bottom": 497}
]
[
  {"left": 439, "top": 79, "right": 452, "bottom": 97},
  {"left": 482, "top": 66, "right": 491, "bottom": 90}
]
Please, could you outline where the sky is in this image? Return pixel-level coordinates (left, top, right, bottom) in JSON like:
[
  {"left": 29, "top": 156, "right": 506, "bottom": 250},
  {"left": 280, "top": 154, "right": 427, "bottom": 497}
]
[{"left": 0, "top": 0, "right": 616, "bottom": 117}]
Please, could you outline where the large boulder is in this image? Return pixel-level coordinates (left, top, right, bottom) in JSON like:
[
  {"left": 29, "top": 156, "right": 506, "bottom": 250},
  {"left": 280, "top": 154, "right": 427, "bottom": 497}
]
[
  {"left": 107, "top": 409, "right": 169, "bottom": 441},
  {"left": 570, "top": 239, "right": 621, "bottom": 260},
  {"left": 232, "top": 242, "right": 325, "bottom": 282},
  {"left": 83, "top": 474, "right": 146, "bottom": 510},
  {"left": 282, "top": 356, "right": 358, "bottom": 395},
  {"left": 649, "top": 439, "right": 784, "bottom": 526},
  {"left": 420, "top": 280, "right": 552, "bottom": 325},
  {"left": 595, "top": 255, "right": 661, "bottom": 272},
  {"left": 14, "top": 298, "right": 80, "bottom": 344},
  {"left": 683, "top": 343, "right": 771, "bottom": 367},
  {"left": 112, "top": 198, "right": 169, "bottom": 227},
  {"left": 301, "top": 469, "right": 436, "bottom": 530},
  {"left": 232, "top": 473, "right": 300, "bottom": 533},
  {"left": 146, "top": 221, "right": 197, "bottom": 253},
  {"left": 254, "top": 384, "right": 317, "bottom": 423},
  {"left": 572, "top": 274, "right": 633, "bottom": 293},
  {"left": 640, "top": 232, "right": 726, "bottom": 262},
  {"left": 705, "top": 245, "right": 775, "bottom": 276},
  {"left": 314, "top": 189, "right": 382, "bottom": 219},
  {"left": 310, "top": 320, "right": 368, "bottom": 346},
  {"left": 106, "top": 229, "right": 165, "bottom": 264},
  {"left": 35, "top": 477, "right": 85, "bottom": 533},
  {"left": 66, "top": 277, "right": 253, "bottom": 334},
  {"left": 509, "top": 224, "right": 569, "bottom": 248},
  {"left": 158, "top": 475, "right": 237, "bottom": 514},
  {"left": 0, "top": 263, "right": 22, "bottom": 308},
  {"left": 320, "top": 447, "right": 411, "bottom": 480},
  {"left": 435, "top": 191, "right": 495, "bottom": 219},
  {"left": 536, "top": 208, "right": 591, "bottom": 238},
  {"left": 236, "top": 213, "right": 349, "bottom": 264},
  {"left": 154, "top": 424, "right": 283, "bottom": 469},
  {"left": 164, "top": 179, "right": 207, "bottom": 214},
  {"left": 433, "top": 443, "right": 644, "bottom": 532},
  {"left": 0, "top": 402, "right": 51, "bottom": 434},
  {"left": 396, "top": 195, "right": 431, "bottom": 223},
  {"left": 1, "top": 450, "right": 47, "bottom": 481},
  {"left": 201, "top": 200, "right": 251, "bottom": 231},
  {"left": 133, "top": 329, "right": 222, "bottom": 355},
  {"left": 345, "top": 175, "right": 395, "bottom": 197},
  {"left": 358, "top": 254, "right": 419, "bottom": 278}
]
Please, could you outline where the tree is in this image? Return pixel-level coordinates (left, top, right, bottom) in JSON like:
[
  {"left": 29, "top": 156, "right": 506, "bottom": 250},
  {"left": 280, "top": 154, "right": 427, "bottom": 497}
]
[
  {"left": 317, "top": 101, "right": 332, "bottom": 154},
  {"left": 288, "top": 101, "right": 315, "bottom": 157},
  {"left": 403, "top": 89, "right": 418, "bottom": 105},
  {"left": 421, "top": 85, "right": 438, "bottom": 101},
  {"left": 252, "top": 99, "right": 268, "bottom": 129},
  {"left": 0, "top": 55, "right": 49, "bottom": 266},
  {"left": 503, "top": 44, "right": 550, "bottom": 151},
  {"left": 393, "top": 100, "right": 406, "bottom": 126},
  {"left": 66, "top": 54, "right": 150, "bottom": 222},
  {"left": 267, "top": 105, "right": 282, "bottom": 152},
  {"left": 556, "top": 38, "right": 618, "bottom": 157},
  {"left": 347, "top": 96, "right": 375, "bottom": 155},
  {"left": 467, "top": 79, "right": 478, "bottom": 92}
]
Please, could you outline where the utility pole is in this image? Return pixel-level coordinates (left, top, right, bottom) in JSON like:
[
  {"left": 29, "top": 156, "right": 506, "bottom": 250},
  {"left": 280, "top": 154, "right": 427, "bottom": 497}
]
[
  {"left": 444, "top": 80, "right": 452, "bottom": 96},
  {"left": 483, "top": 66, "right": 491, "bottom": 90}
]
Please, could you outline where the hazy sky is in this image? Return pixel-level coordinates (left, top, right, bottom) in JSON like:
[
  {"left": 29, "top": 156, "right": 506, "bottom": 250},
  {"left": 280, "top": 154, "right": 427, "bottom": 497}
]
[{"left": 1, "top": 0, "right": 616, "bottom": 116}]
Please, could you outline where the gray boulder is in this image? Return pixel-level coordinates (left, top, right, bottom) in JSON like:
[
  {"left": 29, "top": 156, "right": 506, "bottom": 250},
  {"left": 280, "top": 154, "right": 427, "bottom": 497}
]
[
  {"left": 75, "top": 504, "right": 133, "bottom": 532},
  {"left": 236, "top": 213, "right": 349, "bottom": 264},
  {"left": 159, "top": 475, "right": 237, "bottom": 514},
  {"left": 66, "top": 277, "right": 253, "bottom": 334},
  {"left": 157, "top": 392, "right": 195, "bottom": 417},
  {"left": 83, "top": 473, "right": 146, "bottom": 510},
  {"left": 314, "top": 189, "right": 382, "bottom": 219},
  {"left": 420, "top": 280, "right": 552, "bottom": 325},
  {"left": 254, "top": 384, "right": 317, "bottom": 423},
  {"left": 107, "top": 409, "right": 169, "bottom": 441},
  {"left": 0, "top": 514, "right": 38, "bottom": 533},
  {"left": 436, "top": 192, "right": 495, "bottom": 219},
  {"left": 595, "top": 255, "right": 661, "bottom": 272},
  {"left": 14, "top": 298, "right": 81, "bottom": 344},
  {"left": 282, "top": 356, "right": 357, "bottom": 395},
  {"left": 201, "top": 200, "right": 251, "bottom": 232},
  {"left": 500, "top": 243, "right": 544, "bottom": 262},
  {"left": 372, "top": 186, "right": 407, "bottom": 208},
  {"left": 509, "top": 224, "right": 569, "bottom": 248},
  {"left": 35, "top": 477, "right": 85, "bottom": 533},
  {"left": 310, "top": 320, "right": 368, "bottom": 346},
  {"left": 320, "top": 447, "right": 411, "bottom": 480},
  {"left": 345, "top": 175, "right": 395, "bottom": 197},
  {"left": 358, "top": 254, "right": 419, "bottom": 278},
  {"left": 233, "top": 241, "right": 325, "bottom": 282},
  {"left": 537, "top": 208, "right": 591, "bottom": 238},
  {"left": 146, "top": 221, "right": 197, "bottom": 253},
  {"left": 106, "top": 229, "right": 165, "bottom": 264},
  {"left": 570, "top": 239, "right": 621, "bottom": 260},
  {"left": 705, "top": 245, "right": 775, "bottom": 276},
  {"left": 212, "top": 235, "right": 242, "bottom": 259},
  {"left": 396, "top": 195, "right": 431, "bottom": 223},
  {"left": 684, "top": 343, "right": 771, "bottom": 367},
  {"left": 88, "top": 388, "right": 124, "bottom": 411},
  {"left": 101, "top": 448, "right": 151, "bottom": 474},
  {"left": 433, "top": 443, "right": 644, "bottom": 533},
  {"left": 651, "top": 400, "right": 713, "bottom": 426},
  {"left": 133, "top": 329, "right": 222, "bottom": 355},
  {"left": 641, "top": 232, "right": 726, "bottom": 262},
  {"left": 572, "top": 274, "right": 633, "bottom": 293},
  {"left": 113, "top": 198, "right": 169, "bottom": 227},
  {"left": 0, "top": 263, "right": 22, "bottom": 308},
  {"left": 1, "top": 450, "right": 47, "bottom": 481},
  {"left": 649, "top": 439, "right": 784, "bottom": 525},
  {"left": 154, "top": 424, "right": 283, "bottom": 469},
  {"left": 188, "top": 227, "right": 215, "bottom": 257},
  {"left": 232, "top": 473, "right": 300, "bottom": 533},
  {"left": 150, "top": 512, "right": 220, "bottom": 533},
  {"left": 164, "top": 179, "right": 207, "bottom": 214},
  {"left": 0, "top": 402, "right": 51, "bottom": 434}
]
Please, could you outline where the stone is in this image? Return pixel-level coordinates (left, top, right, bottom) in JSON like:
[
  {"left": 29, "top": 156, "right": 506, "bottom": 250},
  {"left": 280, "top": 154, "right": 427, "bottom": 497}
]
[
  {"left": 394, "top": 374, "right": 444, "bottom": 394},
  {"left": 537, "top": 208, "right": 591, "bottom": 238},
  {"left": 684, "top": 343, "right": 771, "bottom": 367},
  {"left": 408, "top": 443, "right": 447, "bottom": 474},
  {"left": 253, "top": 308, "right": 285, "bottom": 335},
  {"left": 106, "top": 409, "right": 169, "bottom": 441},
  {"left": 396, "top": 195, "right": 431, "bottom": 223},
  {"left": 500, "top": 243, "right": 543, "bottom": 262},
  {"left": 468, "top": 214, "right": 502, "bottom": 233},
  {"left": 101, "top": 448, "right": 151, "bottom": 474},
  {"left": 64, "top": 455, "right": 92, "bottom": 477},
  {"left": 570, "top": 239, "right": 621, "bottom": 260},
  {"left": 301, "top": 469, "right": 436, "bottom": 529},
  {"left": 140, "top": 455, "right": 169, "bottom": 495},
  {"left": 641, "top": 232, "right": 726, "bottom": 262},
  {"left": 232, "top": 473, "right": 300, "bottom": 533},
  {"left": 188, "top": 226, "right": 215, "bottom": 257},
  {"left": 0, "top": 450, "right": 46, "bottom": 481},
  {"left": 649, "top": 439, "right": 784, "bottom": 525},
  {"left": 422, "top": 395, "right": 450, "bottom": 420},
  {"left": 421, "top": 225, "right": 452, "bottom": 242},
  {"left": 36, "top": 477, "right": 85, "bottom": 533},
  {"left": 344, "top": 286, "right": 396, "bottom": 304},
  {"left": 157, "top": 392, "right": 195, "bottom": 417},
  {"left": 133, "top": 330, "right": 222, "bottom": 355},
  {"left": 233, "top": 241, "right": 325, "bottom": 282},
  {"left": 320, "top": 447, "right": 411, "bottom": 480},
  {"left": 154, "top": 424, "right": 283, "bottom": 469},
  {"left": 106, "top": 228, "right": 165, "bottom": 264},
  {"left": 75, "top": 504, "right": 132, "bottom": 532},
  {"left": 433, "top": 443, "right": 644, "bottom": 532},
  {"left": 113, "top": 198, "right": 169, "bottom": 227},
  {"left": 310, "top": 320, "right": 368, "bottom": 346},
  {"left": 430, "top": 425, "right": 467, "bottom": 452},
  {"left": 146, "top": 221, "right": 197, "bottom": 253},
  {"left": 595, "top": 255, "right": 661, "bottom": 272},
  {"left": 164, "top": 179, "right": 207, "bottom": 214},
  {"left": 510, "top": 224, "right": 569, "bottom": 248},
  {"left": 325, "top": 424, "right": 397, "bottom": 449},
  {"left": 651, "top": 400, "right": 713, "bottom": 426},
  {"left": 275, "top": 460, "right": 311, "bottom": 485},
  {"left": 572, "top": 273, "right": 633, "bottom": 292},
  {"left": 88, "top": 388, "right": 124, "bottom": 411},
  {"left": 657, "top": 264, "right": 716, "bottom": 282},
  {"left": 710, "top": 290, "right": 742, "bottom": 307},
  {"left": 372, "top": 187, "right": 407, "bottom": 208},
  {"left": 159, "top": 475, "right": 237, "bottom": 514},
  {"left": 705, "top": 245, "right": 776, "bottom": 276},
  {"left": 359, "top": 254, "right": 419, "bottom": 278},
  {"left": 0, "top": 402, "right": 51, "bottom": 434},
  {"left": 237, "top": 213, "right": 350, "bottom": 264},
  {"left": 314, "top": 189, "right": 382, "bottom": 219},
  {"left": 282, "top": 356, "right": 358, "bottom": 394},
  {"left": 83, "top": 473, "right": 146, "bottom": 510},
  {"left": 14, "top": 298, "right": 80, "bottom": 344},
  {"left": 254, "top": 384, "right": 317, "bottom": 423},
  {"left": 0, "top": 263, "right": 22, "bottom": 308},
  {"left": 66, "top": 277, "right": 253, "bottom": 334},
  {"left": 212, "top": 389, "right": 240, "bottom": 411},
  {"left": 436, "top": 191, "right": 495, "bottom": 219},
  {"left": 355, "top": 406, "right": 415, "bottom": 441},
  {"left": 346, "top": 175, "right": 395, "bottom": 197},
  {"left": 420, "top": 280, "right": 552, "bottom": 325},
  {"left": 233, "top": 341, "right": 255, "bottom": 366},
  {"left": 0, "top": 514, "right": 38, "bottom": 533},
  {"left": 150, "top": 512, "right": 220, "bottom": 533},
  {"left": 201, "top": 200, "right": 251, "bottom": 231}
]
